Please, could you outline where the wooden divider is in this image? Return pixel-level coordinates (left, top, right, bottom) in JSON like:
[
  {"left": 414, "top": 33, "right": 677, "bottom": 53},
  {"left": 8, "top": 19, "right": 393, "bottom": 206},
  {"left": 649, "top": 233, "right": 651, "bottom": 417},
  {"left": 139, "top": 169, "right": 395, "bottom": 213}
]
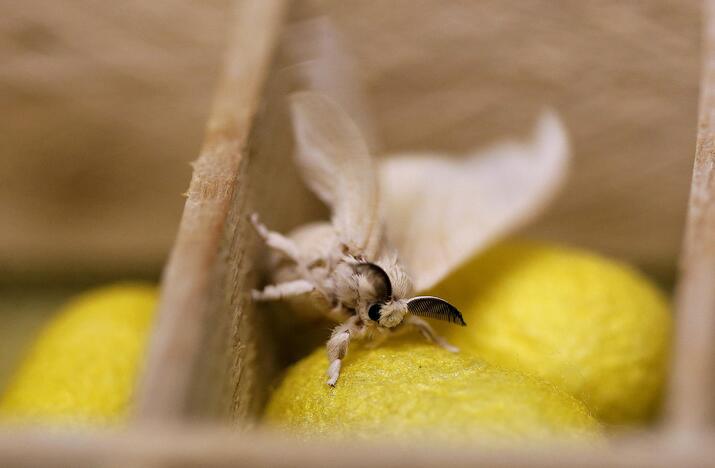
[
  {"left": 666, "top": 0, "right": 715, "bottom": 432},
  {"left": 133, "top": 0, "right": 288, "bottom": 422}
]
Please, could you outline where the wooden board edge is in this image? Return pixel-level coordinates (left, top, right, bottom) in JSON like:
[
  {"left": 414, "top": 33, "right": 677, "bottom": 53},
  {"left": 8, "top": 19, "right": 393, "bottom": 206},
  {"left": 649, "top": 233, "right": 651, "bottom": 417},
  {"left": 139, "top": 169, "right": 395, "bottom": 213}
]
[
  {"left": 131, "top": 0, "right": 289, "bottom": 422},
  {"left": 665, "top": 0, "right": 715, "bottom": 431},
  {"left": 0, "top": 426, "right": 713, "bottom": 468}
]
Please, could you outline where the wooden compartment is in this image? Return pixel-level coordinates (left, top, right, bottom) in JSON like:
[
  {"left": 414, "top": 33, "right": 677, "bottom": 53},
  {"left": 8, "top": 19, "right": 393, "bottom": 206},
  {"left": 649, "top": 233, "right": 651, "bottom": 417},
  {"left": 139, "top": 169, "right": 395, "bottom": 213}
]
[
  {"left": 1, "top": 0, "right": 714, "bottom": 466},
  {"left": 0, "top": 0, "right": 231, "bottom": 280}
]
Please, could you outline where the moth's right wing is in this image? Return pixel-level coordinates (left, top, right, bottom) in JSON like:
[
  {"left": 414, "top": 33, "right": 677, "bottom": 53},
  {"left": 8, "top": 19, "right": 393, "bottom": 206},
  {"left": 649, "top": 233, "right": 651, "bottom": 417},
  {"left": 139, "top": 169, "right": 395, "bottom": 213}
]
[
  {"left": 380, "top": 111, "right": 569, "bottom": 292},
  {"left": 290, "top": 92, "right": 380, "bottom": 256}
]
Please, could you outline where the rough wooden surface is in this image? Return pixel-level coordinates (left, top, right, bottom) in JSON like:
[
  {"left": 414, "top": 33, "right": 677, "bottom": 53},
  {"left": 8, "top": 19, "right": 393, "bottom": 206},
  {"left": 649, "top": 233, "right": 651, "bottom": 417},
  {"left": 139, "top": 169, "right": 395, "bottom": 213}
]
[
  {"left": 133, "top": 0, "right": 287, "bottom": 423},
  {"left": 0, "top": 0, "right": 231, "bottom": 278},
  {"left": 1, "top": 427, "right": 715, "bottom": 468},
  {"left": 666, "top": 0, "right": 715, "bottom": 432}
]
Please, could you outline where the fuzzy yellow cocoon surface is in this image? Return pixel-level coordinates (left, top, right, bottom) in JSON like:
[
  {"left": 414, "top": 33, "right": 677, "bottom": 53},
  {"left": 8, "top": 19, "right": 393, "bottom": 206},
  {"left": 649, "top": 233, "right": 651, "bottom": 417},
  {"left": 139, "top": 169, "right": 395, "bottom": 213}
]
[
  {"left": 0, "top": 283, "right": 158, "bottom": 425},
  {"left": 432, "top": 242, "right": 673, "bottom": 425},
  {"left": 265, "top": 338, "right": 601, "bottom": 444}
]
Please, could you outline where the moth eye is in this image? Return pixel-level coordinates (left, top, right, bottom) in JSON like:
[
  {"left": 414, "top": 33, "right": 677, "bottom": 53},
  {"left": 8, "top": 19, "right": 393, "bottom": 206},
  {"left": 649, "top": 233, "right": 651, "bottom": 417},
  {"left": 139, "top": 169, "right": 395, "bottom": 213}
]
[{"left": 368, "top": 303, "right": 382, "bottom": 322}]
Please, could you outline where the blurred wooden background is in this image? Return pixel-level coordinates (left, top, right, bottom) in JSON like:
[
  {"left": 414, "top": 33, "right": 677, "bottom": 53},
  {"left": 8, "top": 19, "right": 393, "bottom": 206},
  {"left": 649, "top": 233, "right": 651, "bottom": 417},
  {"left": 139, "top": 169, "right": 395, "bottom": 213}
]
[
  {"left": 0, "top": 0, "right": 230, "bottom": 280},
  {"left": 0, "top": 0, "right": 700, "bottom": 282},
  {"left": 325, "top": 0, "right": 700, "bottom": 280}
]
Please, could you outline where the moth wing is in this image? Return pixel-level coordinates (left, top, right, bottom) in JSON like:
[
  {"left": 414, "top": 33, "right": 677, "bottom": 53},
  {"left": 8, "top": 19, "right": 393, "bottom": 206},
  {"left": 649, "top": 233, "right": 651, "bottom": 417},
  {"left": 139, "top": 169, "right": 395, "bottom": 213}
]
[
  {"left": 379, "top": 110, "right": 570, "bottom": 292},
  {"left": 290, "top": 92, "right": 380, "bottom": 255},
  {"left": 281, "top": 17, "right": 379, "bottom": 152}
]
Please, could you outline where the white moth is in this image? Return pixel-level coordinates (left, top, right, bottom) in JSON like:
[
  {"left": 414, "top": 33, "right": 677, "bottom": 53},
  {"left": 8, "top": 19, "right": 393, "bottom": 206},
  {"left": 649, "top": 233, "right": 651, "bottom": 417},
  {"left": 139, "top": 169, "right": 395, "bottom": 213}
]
[{"left": 252, "top": 91, "right": 569, "bottom": 386}]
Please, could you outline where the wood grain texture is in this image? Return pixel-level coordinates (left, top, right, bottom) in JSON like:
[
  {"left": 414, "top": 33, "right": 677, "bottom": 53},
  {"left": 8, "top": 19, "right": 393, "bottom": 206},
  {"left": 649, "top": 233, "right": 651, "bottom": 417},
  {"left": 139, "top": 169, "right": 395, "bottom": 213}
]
[
  {"left": 133, "top": 0, "right": 288, "bottom": 423},
  {"left": 666, "top": 0, "right": 715, "bottom": 432},
  {"left": 0, "top": 0, "right": 231, "bottom": 278},
  {"left": 1, "top": 427, "right": 715, "bottom": 468}
]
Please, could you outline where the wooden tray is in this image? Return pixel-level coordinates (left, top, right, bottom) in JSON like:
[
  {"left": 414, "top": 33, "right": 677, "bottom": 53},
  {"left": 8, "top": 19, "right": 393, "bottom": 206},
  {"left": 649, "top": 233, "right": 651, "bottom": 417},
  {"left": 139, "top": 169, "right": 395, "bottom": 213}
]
[{"left": 1, "top": 0, "right": 713, "bottom": 465}]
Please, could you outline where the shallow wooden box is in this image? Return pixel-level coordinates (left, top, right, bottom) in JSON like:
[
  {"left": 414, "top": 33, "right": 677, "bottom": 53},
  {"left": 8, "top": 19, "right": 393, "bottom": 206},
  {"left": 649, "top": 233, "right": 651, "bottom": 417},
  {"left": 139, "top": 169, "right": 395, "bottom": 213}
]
[{"left": 2, "top": 0, "right": 715, "bottom": 466}]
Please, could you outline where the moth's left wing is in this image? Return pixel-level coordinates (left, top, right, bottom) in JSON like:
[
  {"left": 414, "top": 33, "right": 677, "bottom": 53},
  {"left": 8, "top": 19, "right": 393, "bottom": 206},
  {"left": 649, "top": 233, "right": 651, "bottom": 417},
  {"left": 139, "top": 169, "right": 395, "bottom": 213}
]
[
  {"left": 380, "top": 111, "right": 569, "bottom": 292},
  {"left": 281, "top": 16, "right": 379, "bottom": 152},
  {"left": 290, "top": 92, "right": 380, "bottom": 256}
]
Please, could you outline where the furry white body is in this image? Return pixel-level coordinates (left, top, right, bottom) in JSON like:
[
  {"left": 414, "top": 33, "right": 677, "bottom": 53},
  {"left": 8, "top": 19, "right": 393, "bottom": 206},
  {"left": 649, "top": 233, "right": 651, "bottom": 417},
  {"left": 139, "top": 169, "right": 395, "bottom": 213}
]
[
  {"left": 252, "top": 216, "right": 455, "bottom": 385},
  {"left": 251, "top": 92, "right": 569, "bottom": 386}
]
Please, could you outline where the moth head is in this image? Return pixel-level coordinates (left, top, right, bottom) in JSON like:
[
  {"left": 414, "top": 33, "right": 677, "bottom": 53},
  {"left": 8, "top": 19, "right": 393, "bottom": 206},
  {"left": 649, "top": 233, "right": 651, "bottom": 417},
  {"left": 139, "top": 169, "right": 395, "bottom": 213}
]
[
  {"left": 367, "top": 300, "right": 408, "bottom": 329},
  {"left": 406, "top": 296, "right": 466, "bottom": 326},
  {"left": 351, "top": 262, "right": 406, "bottom": 328}
]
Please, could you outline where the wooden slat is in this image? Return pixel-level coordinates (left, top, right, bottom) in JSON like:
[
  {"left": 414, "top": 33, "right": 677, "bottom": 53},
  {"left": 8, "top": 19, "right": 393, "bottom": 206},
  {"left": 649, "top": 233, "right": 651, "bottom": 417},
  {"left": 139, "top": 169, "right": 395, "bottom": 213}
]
[
  {"left": 0, "top": 0, "right": 231, "bottom": 278},
  {"left": 0, "top": 427, "right": 714, "bottom": 468},
  {"left": 666, "top": 0, "right": 715, "bottom": 432},
  {"left": 133, "top": 0, "right": 288, "bottom": 422}
]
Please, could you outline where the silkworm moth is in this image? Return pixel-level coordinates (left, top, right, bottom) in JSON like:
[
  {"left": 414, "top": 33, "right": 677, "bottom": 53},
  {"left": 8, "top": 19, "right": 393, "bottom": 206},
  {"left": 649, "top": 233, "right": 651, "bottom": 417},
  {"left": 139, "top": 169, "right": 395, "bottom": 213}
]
[{"left": 252, "top": 91, "right": 568, "bottom": 386}]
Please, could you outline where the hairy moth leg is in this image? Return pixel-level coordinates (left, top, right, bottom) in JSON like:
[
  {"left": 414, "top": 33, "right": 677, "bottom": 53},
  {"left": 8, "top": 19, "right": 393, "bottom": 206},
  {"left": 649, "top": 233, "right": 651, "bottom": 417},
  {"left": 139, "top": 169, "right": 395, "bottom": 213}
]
[
  {"left": 250, "top": 213, "right": 303, "bottom": 262},
  {"left": 406, "top": 315, "right": 459, "bottom": 353},
  {"left": 250, "top": 213, "right": 301, "bottom": 260},
  {"left": 250, "top": 212, "right": 319, "bottom": 290},
  {"left": 251, "top": 279, "right": 314, "bottom": 301},
  {"left": 326, "top": 316, "right": 360, "bottom": 386}
]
